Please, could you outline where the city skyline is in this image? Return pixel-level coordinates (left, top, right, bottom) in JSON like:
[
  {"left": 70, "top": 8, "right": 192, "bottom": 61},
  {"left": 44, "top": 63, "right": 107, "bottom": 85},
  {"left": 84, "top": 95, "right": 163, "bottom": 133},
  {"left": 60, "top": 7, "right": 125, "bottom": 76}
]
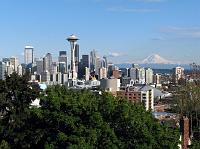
[{"left": 0, "top": 0, "right": 200, "bottom": 63}]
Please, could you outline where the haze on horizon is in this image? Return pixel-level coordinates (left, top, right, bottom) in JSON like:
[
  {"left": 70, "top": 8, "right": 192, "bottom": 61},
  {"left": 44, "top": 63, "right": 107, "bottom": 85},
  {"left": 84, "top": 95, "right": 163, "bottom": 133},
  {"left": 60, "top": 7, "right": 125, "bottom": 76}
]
[{"left": 0, "top": 0, "right": 200, "bottom": 64}]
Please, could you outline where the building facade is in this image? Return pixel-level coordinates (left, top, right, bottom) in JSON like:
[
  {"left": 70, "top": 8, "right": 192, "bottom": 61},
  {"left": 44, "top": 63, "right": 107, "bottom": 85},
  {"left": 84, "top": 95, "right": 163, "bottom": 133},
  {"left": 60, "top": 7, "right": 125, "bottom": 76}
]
[
  {"left": 145, "top": 68, "right": 153, "bottom": 84},
  {"left": 116, "top": 88, "right": 154, "bottom": 111},
  {"left": 75, "top": 44, "right": 79, "bottom": 73},
  {"left": 0, "top": 61, "right": 5, "bottom": 80},
  {"left": 43, "top": 53, "right": 52, "bottom": 73},
  {"left": 24, "top": 46, "right": 34, "bottom": 64},
  {"left": 58, "top": 51, "right": 68, "bottom": 73},
  {"left": 173, "top": 66, "right": 184, "bottom": 84},
  {"left": 90, "top": 49, "right": 97, "bottom": 72},
  {"left": 99, "top": 67, "right": 107, "bottom": 79}
]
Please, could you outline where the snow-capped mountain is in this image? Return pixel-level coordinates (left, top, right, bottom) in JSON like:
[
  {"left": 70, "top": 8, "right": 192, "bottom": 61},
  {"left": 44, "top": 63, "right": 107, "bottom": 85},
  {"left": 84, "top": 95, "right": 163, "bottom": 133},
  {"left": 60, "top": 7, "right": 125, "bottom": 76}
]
[{"left": 142, "top": 54, "right": 173, "bottom": 64}]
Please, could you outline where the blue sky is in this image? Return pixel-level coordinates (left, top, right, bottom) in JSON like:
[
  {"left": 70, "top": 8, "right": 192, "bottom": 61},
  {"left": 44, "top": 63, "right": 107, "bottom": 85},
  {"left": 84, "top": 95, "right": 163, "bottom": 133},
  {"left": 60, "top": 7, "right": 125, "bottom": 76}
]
[{"left": 0, "top": 0, "right": 200, "bottom": 64}]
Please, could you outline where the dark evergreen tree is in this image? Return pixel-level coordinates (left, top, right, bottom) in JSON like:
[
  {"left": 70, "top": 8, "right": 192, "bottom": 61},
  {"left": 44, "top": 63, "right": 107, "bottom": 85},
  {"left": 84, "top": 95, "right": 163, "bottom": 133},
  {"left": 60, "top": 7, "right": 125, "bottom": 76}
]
[{"left": 0, "top": 72, "right": 39, "bottom": 148}]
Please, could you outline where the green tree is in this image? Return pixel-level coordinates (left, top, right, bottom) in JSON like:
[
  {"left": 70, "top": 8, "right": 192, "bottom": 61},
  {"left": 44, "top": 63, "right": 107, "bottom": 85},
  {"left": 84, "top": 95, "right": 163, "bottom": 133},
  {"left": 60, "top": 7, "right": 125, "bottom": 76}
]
[
  {"left": 0, "top": 72, "right": 40, "bottom": 148},
  {"left": 174, "top": 82, "right": 200, "bottom": 145},
  {"left": 0, "top": 73, "right": 179, "bottom": 148},
  {"left": 0, "top": 140, "right": 10, "bottom": 149},
  {"left": 30, "top": 86, "right": 179, "bottom": 149}
]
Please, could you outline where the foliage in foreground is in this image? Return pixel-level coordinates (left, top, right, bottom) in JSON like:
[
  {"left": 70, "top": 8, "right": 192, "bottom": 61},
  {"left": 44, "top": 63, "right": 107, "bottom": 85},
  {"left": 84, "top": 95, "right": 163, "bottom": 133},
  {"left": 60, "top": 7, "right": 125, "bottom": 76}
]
[
  {"left": 0, "top": 73, "right": 179, "bottom": 148},
  {"left": 174, "top": 82, "right": 200, "bottom": 142}
]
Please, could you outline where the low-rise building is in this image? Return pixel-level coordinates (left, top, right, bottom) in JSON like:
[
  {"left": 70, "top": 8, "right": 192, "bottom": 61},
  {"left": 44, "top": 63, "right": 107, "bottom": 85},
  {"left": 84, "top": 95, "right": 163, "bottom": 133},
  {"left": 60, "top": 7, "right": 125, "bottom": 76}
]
[
  {"left": 100, "top": 78, "right": 120, "bottom": 92},
  {"left": 116, "top": 87, "right": 154, "bottom": 111}
]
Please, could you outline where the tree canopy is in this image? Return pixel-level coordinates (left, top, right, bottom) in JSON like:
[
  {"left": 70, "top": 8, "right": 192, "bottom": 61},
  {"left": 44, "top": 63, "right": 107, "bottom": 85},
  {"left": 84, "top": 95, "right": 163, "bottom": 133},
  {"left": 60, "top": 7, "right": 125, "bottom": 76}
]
[
  {"left": 0, "top": 73, "right": 179, "bottom": 148},
  {"left": 174, "top": 82, "right": 200, "bottom": 144}
]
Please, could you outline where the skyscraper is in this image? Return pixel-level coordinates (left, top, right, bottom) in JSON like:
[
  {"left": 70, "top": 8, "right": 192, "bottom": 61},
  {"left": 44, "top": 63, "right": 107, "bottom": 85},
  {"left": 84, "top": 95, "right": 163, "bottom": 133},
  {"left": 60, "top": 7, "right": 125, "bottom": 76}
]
[
  {"left": 58, "top": 51, "right": 68, "bottom": 73},
  {"left": 78, "top": 55, "right": 89, "bottom": 78},
  {"left": 138, "top": 68, "right": 145, "bottom": 84},
  {"left": 24, "top": 46, "right": 34, "bottom": 64},
  {"left": 75, "top": 44, "right": 79, "bottom": 73},
  {"left": 2, "top": 58, "right": 13, "bottom": 75},
  {"left": 2, "top": 58, "right": 10, "bottom": 64},
  {"left": 36, "top": 59, "right": 43, "bottom": 75},
  {"left": 173, "top": 66, "right": 184, "bottom": 84},
  {"left": 102, "top": 56, "right": 108, "bottom": 69},
  {"left": 95, "top": 57, "right": 102, "bottom": 76},
  {"left": 0, "top": 61, "right": 5, "bottom": 80},
  {"left": 43, "top": 53, "right": 52, "bottom": 73},
  {"left": 99, "top": 67, "right": 107, "bottom": 79},
  {"left": 107, "top": 63, "right": 114, "bottom": 78},
  {"left": 81, "top": 55, "right": 89, "bottom": 68},
  {"left": 130, "top": 64, "right": 140, "bottom": 81},
  {"left": 90, "top": 49, "right": 97, "bottom": 72},
  {"left": 51, "top": 62, "right": 58, "bottom": 74},
  {"left": 153, "top": 73, "right": 161, "bottom": 84},
  {"left": 145, "top": 68, "right": 153, "bottom": 84},
  {"left": 130, "top": 67, "right": 138, "bottom": 81},
  {"left": 59, "top": 51, "right": 67, "bottom": 56},
  {"left": 85, "top": 67, "right": 90, "bottom": 81},
  {"left": 10, "top": 57, "right": 19, "bottom": 72}
]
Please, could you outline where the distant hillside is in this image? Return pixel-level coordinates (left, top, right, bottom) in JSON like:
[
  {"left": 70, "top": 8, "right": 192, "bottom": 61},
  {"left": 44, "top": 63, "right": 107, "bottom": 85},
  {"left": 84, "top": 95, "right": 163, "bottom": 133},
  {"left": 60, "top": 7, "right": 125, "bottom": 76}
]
[{"left": 115, "top": 63, "right": 190, "bottom": 70}]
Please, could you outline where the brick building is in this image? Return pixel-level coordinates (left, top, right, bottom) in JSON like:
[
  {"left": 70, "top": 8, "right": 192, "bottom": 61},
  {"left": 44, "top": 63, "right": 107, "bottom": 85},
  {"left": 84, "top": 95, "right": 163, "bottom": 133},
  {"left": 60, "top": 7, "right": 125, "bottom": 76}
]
[{"left": 116, "top": 87, "right": 154, "bottom": 111}]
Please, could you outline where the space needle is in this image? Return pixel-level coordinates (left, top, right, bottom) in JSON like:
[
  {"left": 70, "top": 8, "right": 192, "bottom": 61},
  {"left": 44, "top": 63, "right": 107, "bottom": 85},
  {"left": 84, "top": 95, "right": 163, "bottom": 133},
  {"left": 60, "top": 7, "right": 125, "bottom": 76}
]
[{"left": 67, "top": 34, "right": 79, "bottom": 80}]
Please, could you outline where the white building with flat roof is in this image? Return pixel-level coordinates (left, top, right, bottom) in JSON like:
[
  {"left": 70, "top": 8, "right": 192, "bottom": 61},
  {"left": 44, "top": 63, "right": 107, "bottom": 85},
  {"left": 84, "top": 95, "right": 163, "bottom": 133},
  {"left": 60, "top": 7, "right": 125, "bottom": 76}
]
[
  {"left": 173, "top": 66, "right": 184, "bottom": 83},
  {"left": 145, "top": 68, "right": 153, "bottom": 84}
]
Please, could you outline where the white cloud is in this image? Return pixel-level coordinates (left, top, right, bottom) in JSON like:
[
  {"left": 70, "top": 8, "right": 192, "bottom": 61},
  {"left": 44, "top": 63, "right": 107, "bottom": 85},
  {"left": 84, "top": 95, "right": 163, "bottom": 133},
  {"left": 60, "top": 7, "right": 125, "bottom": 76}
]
[
  {"left": 108, "top": 52, "right": 123, "bottom": 57},
  {"left": 160, "top": 26, "right": 200, "bottom": 38}
]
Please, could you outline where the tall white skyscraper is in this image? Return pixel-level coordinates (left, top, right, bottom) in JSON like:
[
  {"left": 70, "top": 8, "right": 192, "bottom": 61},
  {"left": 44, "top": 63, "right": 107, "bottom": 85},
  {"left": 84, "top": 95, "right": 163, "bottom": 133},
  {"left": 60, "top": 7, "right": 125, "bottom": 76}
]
[
  {"left": 153, "top": 73, "right": 161, "bottom": 84},
  {"left": 145, "top": 68, "right": 153, "bottom": 84},
  {"left": 99, "top": 67, "right": 107, "bottom": 79},
  {"left": 173, "top": 66, "right": 184, "bottom": 83},
  {"left": 85, "top": 67, "right": 90, "bottom": 81},
  {"left": 24, "top": 46, "right": 34, "bottom": 64},
  {"left": 138, "top": 68, "right": 145, "bottom": 84}
]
